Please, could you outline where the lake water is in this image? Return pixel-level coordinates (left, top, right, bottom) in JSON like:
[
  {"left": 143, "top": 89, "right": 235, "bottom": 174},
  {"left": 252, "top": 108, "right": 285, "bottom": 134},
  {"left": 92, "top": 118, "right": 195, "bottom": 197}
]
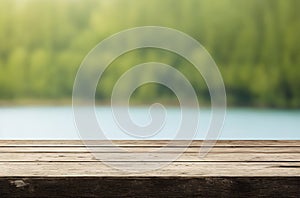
[{"left": 0, "top": 106, "right": 299, "bottom": 140}]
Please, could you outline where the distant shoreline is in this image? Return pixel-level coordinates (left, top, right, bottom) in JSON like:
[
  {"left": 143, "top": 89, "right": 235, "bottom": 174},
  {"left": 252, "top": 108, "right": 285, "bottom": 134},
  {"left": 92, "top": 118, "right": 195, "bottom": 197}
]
[
  {"left": 0, "top": 99, "right": 72, "bottom": 107},
  {"left": 0, "top": 99, "right": 299, "bottom": 110},
  {"left": 0, "top": 99, "right": 181, "bottom": 107}
]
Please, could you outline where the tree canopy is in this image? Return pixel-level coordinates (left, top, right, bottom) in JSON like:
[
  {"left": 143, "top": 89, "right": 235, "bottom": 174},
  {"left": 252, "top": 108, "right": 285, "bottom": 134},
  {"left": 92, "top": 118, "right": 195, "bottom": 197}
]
[{"left": 0, "top": 0, "right": 299, "bottom": 108}]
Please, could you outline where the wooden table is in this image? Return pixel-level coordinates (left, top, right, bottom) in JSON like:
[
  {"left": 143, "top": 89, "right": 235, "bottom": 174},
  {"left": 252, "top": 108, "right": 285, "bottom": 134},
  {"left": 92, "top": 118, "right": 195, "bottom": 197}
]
[{"left": 0, "top": 140, "right": 299, "bottom": 197}]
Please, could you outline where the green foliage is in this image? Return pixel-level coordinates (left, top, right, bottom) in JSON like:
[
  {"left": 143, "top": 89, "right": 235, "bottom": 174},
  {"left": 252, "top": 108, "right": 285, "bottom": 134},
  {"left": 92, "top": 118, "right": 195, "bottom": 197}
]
[{"left": 0, "top": 0, "right": 299, "bottom": 108}]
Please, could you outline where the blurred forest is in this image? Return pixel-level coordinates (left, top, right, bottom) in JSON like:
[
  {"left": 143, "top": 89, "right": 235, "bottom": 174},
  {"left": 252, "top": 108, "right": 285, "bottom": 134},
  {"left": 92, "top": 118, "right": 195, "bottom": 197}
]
[{"left": 0, "top": 0, "right": 299, "bottom": 108}]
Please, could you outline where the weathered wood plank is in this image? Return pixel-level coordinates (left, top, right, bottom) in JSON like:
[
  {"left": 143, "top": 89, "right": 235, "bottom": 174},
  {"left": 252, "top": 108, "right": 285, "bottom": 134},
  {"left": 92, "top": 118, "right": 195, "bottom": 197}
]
[
  {"left": 0, "top": 146, "right": 299, "bottom": 153},
  {"left": 0, "top": 140, "right": 299, "bottom": 146},
  {"left": 0, "top": 152, "right": 299, "bottom": 162},
  {"left": 1, "top": 177, "right": 299, "bottom": 197},
  {"left": 0, "top": 162, "right": 299, "bottom": 176},
  {"left": 0, "top": 140, "right": 299, "bottom": 197}
]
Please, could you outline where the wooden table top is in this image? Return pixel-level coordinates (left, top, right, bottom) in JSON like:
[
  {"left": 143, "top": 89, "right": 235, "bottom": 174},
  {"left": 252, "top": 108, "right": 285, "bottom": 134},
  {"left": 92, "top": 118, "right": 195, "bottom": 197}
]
[
  {"left": 0, "top": 140, "right": 299, "bottom": 197},
  {"left": 0, "top": 140, "right": 299, "bottom": 177}
]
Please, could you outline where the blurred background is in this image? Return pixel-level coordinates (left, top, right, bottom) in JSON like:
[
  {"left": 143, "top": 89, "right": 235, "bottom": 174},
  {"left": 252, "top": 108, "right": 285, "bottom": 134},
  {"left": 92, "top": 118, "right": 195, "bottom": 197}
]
[{"left": 0, "top": 0, "right": 299, "bottom": 139}]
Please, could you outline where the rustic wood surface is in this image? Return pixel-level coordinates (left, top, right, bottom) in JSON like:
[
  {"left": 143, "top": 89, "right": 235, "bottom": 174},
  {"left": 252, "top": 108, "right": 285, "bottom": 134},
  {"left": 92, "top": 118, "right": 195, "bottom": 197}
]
[{"left": 0, "top": 140, "right": 299, "bottom": 197}]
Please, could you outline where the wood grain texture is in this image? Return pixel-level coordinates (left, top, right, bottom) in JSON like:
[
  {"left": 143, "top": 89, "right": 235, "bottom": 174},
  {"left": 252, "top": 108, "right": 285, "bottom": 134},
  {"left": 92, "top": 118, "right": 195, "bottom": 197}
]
[
  {"left": 0, "top": 140, "right": 299, "bottom": 146},
  {"left": 0, "top": 152, "right": 299, "bottom": 162},
  {"left": 0, "top": 162, "right": 300, "bottom": 177},
  {"left": 0, "top": 140, "right": 299, "bottom": 197},
  {"left": 1, "top": 177, "right": 300, "bottom": 197},
  {"left": 0, "top": 146, "right": 299, "bottom": 153}
]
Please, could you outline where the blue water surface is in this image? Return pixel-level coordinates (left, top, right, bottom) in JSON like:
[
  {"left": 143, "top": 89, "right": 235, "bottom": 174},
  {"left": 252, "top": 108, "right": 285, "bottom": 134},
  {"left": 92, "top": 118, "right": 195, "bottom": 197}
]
[{"left": 0, "top": 106, "right": 299, "bottom": 140}]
